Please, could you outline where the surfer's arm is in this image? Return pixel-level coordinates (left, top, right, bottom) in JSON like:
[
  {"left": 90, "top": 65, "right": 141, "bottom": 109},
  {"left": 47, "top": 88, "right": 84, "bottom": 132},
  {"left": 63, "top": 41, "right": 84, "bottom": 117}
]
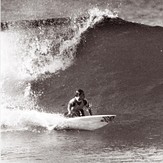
[
  {"left": 87, "top": 107, "right": 92, "bottom": 115},
  {"left": 84, "top": 100, "right": 93, "bottom": 116},
  {"left": 67, "top": 103, "right": 74, "bottom": 114},
  {"left": 67, "top": 99, "right": 75, "bottom": 114}
]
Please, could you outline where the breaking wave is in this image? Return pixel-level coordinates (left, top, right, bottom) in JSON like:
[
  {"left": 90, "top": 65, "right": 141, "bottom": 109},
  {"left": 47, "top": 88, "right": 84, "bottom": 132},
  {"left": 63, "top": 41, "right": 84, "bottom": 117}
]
[
  {"left": 1, "top": 8, "right": 117, "bottom": 132},
  {"left": 1, "top": 8, "right": 117, "bottom": 80}
]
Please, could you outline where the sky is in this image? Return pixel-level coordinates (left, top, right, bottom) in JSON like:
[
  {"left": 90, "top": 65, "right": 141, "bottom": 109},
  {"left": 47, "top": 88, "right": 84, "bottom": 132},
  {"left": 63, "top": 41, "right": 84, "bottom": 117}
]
[{"left": 1, "top": 0, "right": 163, "bottom": 26}]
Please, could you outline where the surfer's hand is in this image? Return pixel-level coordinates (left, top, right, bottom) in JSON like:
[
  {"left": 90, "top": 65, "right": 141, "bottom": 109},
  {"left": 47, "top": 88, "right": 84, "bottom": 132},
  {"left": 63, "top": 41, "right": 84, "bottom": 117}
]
[
  {"left": 66, "top": 111, "right": 73, "bottom": 118},
  {"left": 67, "top": 111, "right": 71, "bottom": 115}
]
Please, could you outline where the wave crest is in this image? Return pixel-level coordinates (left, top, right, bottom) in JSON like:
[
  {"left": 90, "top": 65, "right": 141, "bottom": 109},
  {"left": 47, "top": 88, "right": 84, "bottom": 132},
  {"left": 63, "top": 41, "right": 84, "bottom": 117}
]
[{"left": 1, "top": 8, "right": 117, "bottom": 81}]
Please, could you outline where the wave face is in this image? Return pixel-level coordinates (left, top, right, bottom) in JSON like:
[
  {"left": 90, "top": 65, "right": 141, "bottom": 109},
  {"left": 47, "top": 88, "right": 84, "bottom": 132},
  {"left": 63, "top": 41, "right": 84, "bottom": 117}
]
[{"left": 1, "top": 8, "right": 163, "bottom": 133}]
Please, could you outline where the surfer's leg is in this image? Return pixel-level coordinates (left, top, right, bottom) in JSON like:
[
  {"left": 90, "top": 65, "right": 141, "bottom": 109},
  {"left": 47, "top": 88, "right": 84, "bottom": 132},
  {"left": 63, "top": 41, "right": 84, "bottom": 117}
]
[
  {"left": 80, "top": 109, "right": 85, "bottom": 116},
  {"left": 72, "top": 111, "right": 80, "bottom": 117},
  {"left": 64, "top": 111, "right": 79, "bottom": 117}
]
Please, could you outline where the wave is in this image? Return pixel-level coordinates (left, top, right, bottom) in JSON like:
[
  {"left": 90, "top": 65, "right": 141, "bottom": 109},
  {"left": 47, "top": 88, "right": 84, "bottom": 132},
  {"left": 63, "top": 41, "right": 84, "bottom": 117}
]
[
  {"left": 1, "top": 8, "right": 117, "bottom": 81},
  {"left": 0, "top": 9, "right": 118, "bottom": 133},
  {"left": 1, "top": 9, "right": 117, "bottom": 133},
  {"left": 1, "top": 7, "right": 163, "bottom": 133}
]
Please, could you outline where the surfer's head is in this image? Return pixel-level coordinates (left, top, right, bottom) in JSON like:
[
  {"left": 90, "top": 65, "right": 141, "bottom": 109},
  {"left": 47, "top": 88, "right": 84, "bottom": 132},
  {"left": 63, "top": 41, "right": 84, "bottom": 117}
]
[{"left": 75, "top": 89, "right": 85, "bottom": 101}]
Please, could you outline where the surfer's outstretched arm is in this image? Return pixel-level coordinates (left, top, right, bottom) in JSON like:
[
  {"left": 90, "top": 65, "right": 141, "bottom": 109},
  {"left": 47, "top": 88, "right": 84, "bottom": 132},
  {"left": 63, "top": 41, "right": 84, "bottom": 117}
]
[{"left": 87, "top": 107, "right": 92, "bottom": 115}]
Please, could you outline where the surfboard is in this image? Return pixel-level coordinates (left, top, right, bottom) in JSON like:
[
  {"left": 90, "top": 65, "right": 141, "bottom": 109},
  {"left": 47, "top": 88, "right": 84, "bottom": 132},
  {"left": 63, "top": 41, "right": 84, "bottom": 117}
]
[{"left": 53, "top": 115, "right": 116, "bottom": 131}]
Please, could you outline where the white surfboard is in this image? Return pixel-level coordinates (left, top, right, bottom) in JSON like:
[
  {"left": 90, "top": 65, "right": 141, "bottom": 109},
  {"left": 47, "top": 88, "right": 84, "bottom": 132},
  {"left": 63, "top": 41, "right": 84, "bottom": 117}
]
[{"left": 53, "top": 115, "right": 116, "bottom": 131}]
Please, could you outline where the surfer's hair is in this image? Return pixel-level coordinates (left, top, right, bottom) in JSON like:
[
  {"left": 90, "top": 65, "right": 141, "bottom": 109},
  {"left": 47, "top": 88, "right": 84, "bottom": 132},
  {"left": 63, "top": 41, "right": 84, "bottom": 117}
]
[{"left": 75, "top": 89, "right": 84, "bottom": 97}]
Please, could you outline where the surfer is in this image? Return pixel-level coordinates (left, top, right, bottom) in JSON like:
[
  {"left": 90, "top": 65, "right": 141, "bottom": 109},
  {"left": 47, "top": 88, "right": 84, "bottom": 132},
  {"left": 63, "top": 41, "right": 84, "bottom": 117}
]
[{"left": 65, "top": 89, "right": 92, "bottom": 117}]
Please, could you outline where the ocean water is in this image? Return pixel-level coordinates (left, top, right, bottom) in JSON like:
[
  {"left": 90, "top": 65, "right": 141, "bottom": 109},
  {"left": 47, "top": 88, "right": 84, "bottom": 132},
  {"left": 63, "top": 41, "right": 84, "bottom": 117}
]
[{"left": 1, "top": 1, "right": 163, "bottom": 162}]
